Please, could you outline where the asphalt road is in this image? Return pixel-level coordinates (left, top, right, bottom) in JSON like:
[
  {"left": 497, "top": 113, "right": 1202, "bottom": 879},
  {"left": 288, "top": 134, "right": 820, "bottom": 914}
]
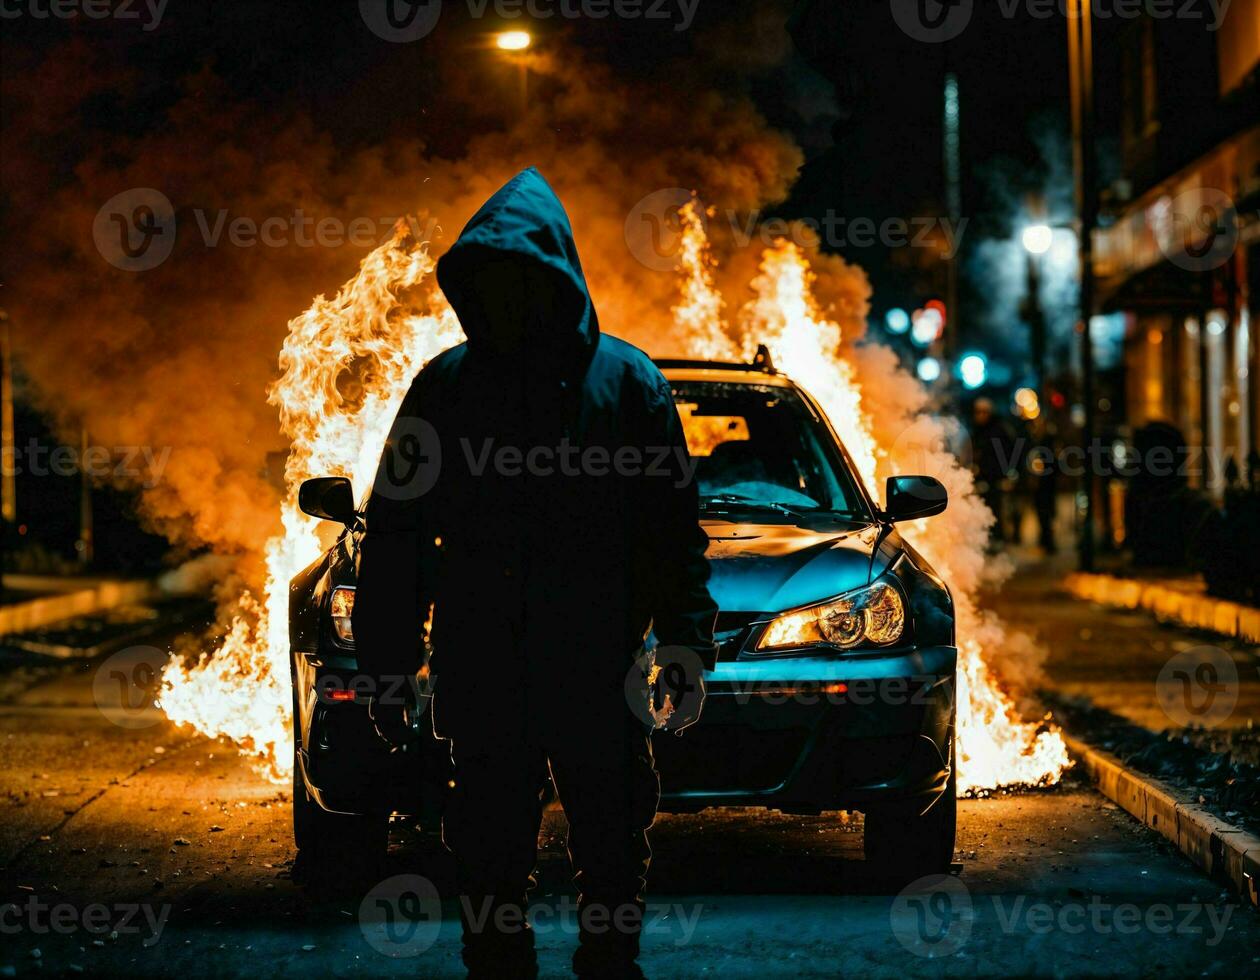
[{"left": 2, "top": 636, "right": 1258, "bottom": 979}]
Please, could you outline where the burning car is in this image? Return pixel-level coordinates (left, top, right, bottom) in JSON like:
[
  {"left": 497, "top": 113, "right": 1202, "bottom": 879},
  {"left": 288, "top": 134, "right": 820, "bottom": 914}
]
[{"left": 288, "top": 354, "right": 958, "bottom": 876}]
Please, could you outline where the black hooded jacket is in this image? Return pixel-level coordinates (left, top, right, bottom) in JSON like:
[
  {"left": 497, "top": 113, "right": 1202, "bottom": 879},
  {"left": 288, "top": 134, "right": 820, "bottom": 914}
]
[{"left": 351, "top": 168, "right": 717, "bottom": 732}]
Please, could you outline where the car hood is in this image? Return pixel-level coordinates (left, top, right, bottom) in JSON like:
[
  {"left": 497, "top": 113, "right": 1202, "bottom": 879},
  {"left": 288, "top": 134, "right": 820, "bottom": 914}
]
[{"left": 703, "top": 518, "right": 891, "bottom": 614}]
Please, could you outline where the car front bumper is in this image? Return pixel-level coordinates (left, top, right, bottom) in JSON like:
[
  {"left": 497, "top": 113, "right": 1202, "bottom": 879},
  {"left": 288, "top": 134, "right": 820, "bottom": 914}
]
[
  {"left": 653, "top": 644, "right": 957, "bottom": 814},
  {"left": 295, "top": 643, "right": 956, "bottom": 818}
]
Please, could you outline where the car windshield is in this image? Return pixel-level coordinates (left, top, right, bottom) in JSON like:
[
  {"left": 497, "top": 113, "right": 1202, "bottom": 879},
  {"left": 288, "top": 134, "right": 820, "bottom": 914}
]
[{"left": 672, "top": 380, "right": 868, "bottom": 518}]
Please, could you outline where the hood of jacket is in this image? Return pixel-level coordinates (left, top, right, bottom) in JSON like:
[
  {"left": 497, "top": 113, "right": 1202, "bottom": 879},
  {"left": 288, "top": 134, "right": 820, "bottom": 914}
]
[{"left": 436, "top": 167, "right": 598, "bottom": 369}]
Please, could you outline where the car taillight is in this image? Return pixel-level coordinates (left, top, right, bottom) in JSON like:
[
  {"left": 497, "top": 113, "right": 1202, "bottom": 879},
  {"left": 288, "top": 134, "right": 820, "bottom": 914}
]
[{"left": 330, "top": 586, "right": 355, "bottom": 645}]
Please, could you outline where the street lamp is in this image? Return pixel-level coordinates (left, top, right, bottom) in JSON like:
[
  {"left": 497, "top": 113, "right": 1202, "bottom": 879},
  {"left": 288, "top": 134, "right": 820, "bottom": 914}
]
[
  {"left": 1067, "top": 0, "right": 1098, "bottom": 572},
  {"left": 494, "top": 31, "right": 532, "bottom": 111},
  {"left": 910, "top": 308, "right": 944, "bottom": 347},
  {"left": 1020, "top": 226, "right": 1050, "bottom": 401},
  {"left": 885, "top": 307, "right": 911, "bottom": 335},
  {"left": 496, "top": 30, "right": 531, "bottom": 51},
  {"left": 959, "top": 353, "right": 988, "bottom": 390},
  {"left": 1021, "top": 224, "right": 1053, "bottom": 256}
]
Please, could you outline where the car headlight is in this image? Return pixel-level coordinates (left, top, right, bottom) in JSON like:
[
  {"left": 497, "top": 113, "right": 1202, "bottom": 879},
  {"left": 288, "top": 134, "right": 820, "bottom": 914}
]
[
  {"left": 330, "top": 586, "right": 355, "bottom": 645},
  {"left": 756, "top": 581, "right": 905, "bottom": 652}
]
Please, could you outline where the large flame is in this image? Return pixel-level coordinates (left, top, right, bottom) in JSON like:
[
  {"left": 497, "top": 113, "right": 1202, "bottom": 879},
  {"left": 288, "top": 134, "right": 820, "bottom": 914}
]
[
  {"left": 160, "top": 205, "right": 1069, "bottom": 794},
  {"left": 158, "top": 226, "right": 462, "bottom": 781}
]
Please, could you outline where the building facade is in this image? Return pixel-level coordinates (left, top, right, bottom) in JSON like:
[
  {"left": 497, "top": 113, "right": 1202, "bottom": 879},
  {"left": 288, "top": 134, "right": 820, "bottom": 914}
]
[{"left": 1095, "top": 0, "right": 1259, "bottom": 497}]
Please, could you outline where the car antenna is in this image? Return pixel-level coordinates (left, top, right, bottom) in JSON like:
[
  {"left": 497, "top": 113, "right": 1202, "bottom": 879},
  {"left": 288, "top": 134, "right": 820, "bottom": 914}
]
[{"left": 753, "top": 344, "right": 777, "bottom": 374}]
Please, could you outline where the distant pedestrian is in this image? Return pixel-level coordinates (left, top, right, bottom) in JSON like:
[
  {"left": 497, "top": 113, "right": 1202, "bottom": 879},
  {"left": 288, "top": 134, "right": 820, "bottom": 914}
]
[{"left": 970, "top": 398, "right": 1017, "bottom": 545}]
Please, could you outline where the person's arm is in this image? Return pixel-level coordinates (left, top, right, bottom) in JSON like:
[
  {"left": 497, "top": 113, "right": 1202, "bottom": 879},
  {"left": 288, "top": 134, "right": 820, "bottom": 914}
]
[
  {"left": 351, "top": 373, "right": 431, "bottom": 733},
  {"left": 643, "top": 375, "right": 718, "bottom": 669}
]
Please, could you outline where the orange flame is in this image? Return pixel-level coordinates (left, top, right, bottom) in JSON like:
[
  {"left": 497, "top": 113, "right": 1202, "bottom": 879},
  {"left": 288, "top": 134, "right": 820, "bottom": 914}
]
[{"left": 158, "top": 226, "right": 461, "bottom": 781}]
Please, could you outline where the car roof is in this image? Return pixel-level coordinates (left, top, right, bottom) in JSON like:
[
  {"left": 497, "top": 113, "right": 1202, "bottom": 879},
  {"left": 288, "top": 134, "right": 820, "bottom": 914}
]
[{"left": 657, "top": 362, "right": 793, "bottom": 387}]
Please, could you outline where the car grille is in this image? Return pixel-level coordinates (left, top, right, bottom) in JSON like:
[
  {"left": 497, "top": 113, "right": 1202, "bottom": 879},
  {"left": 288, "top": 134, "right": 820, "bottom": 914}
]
[{"left": 656, "top": 724, "right": 809, "bottom": 794}]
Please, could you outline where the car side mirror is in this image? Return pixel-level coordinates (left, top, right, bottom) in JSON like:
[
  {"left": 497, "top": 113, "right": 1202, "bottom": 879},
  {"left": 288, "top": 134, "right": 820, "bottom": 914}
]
[
  {"left": 884, "top": 475, "right": 948, "bottom": 522},
  {"left": 299, "top": 477, "right": 356, "bottom": 525}
]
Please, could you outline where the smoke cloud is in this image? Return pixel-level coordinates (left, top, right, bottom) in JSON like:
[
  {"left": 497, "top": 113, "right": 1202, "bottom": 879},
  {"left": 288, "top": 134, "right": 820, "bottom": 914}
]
[{"left": 2, "top": 32, "right": 804, "bottom": 590}]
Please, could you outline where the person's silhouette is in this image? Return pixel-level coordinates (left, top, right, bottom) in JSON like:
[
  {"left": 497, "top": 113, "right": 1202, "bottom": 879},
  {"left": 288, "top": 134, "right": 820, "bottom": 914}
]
[{"left": 352, "top": 168, "right": 718, "bottom": 977}]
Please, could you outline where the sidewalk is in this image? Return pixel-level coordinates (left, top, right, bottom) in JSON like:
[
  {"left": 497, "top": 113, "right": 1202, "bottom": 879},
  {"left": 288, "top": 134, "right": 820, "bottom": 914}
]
[
  {"left": 0, "top": 575, "right": 157, "bottom": 636},
  {"left": 1063, "top": 570, "right": 1260, "bottom": 643},
  {"left": 989, "top": 547, "right": 1260, "bottom": 853},
  {"left": 986, "top": 547, "right": 1259, "bottom": 733}
]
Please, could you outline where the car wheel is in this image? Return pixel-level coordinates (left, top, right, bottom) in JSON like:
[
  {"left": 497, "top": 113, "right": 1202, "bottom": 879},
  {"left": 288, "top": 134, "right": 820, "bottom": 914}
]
[
  {"left": 863, "top": 740, "right": 957, "bottom": 881},
  {"left": 291, "top": 693, "right": 388, "bottom": 861}
]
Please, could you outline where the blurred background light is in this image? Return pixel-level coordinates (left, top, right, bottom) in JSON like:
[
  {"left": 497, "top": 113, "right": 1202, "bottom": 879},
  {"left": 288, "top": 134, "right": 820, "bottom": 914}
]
[
  {"left": 1014, "top": 386, "right": 1041, "bottom": 419},
  {"left": 959, "top": 352, "right": 988, "bottom": 389},
  {"left": 911, "top": 307, "right": 943, "bottom": 347},
  {"left": 1021, "top": 224, "right": 1053, "bottom": 256},
  {"left": 496, "top": 30, "right": 532, "bottom": 50},
  {"left": 885, "top": 307, "right": 911, "bottom": 334},
  {"left": 916, "top": 357, "right": 942, "bottom": 383}
]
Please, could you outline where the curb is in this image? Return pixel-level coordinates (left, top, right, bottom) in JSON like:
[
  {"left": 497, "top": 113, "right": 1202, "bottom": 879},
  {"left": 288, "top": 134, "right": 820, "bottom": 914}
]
[
  {"left": 2, "top": 619, "right": 166, "bottom": 660},
  {"left": 1062, "top": 572, "right": 1260, "bottom": 643},
  {"left": 0, "top": 579, "right": 156, "bottom": 636},
  {"left": 1064, "top": 733, "right": 1259, "bottom": 908}
]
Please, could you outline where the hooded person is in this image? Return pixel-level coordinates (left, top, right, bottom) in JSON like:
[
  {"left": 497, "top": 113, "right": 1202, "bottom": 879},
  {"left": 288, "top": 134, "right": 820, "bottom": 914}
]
[{"left": 351, "top": 167, "right": 718, "bottom": 977}]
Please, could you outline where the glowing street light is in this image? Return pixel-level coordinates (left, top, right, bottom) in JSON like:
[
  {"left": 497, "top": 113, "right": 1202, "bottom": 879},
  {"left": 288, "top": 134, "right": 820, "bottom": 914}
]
[
  {"left": 910, "top": 307, "right": 943, "bottom": 347},
  {"left": 959, "top": 352, "right": 988, "bottom": 390},
  {"left": 1014, "top": 387, "right": 1041, "bottom": 420},
  {"left": 496, "top": 30, "right": 532, "bottom": 51},
  {"left": 1021, "top": 224, "right": 1054, "bottom": 256},
  {"left": 885, "top": 308, "right": 911, "bottom": 335},
  {"left": 916, "top": 357, "right": 942, "bottom": 383}
]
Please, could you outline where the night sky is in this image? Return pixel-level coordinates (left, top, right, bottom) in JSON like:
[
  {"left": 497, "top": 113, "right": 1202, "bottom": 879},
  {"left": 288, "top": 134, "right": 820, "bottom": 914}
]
[{"left": 3, "top": 1, "right": 1089, "bottom": 333}]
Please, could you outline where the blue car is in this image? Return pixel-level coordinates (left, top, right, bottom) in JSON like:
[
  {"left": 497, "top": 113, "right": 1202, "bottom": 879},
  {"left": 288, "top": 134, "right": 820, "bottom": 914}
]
[{"left": 289, "top": 354, "right": 958, "bottom": 876}]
